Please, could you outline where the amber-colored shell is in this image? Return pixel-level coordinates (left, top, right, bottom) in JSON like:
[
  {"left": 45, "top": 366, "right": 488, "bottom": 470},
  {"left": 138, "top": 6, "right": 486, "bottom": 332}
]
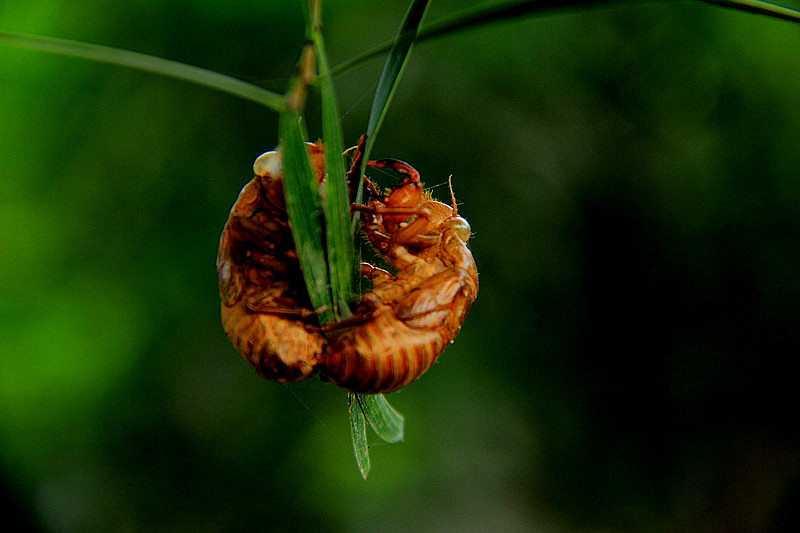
[
  {"left": 321, "top": 248, "right": 478, "bottom": 393},
  {"left": 218, "top": 143, "right": 478, "bottom": 393},
  {"left": 217, "top": 143, "right": 326, "bottom": 383},
  {"left": 318, "top": 159, "right": 479, "bottom": 393}
]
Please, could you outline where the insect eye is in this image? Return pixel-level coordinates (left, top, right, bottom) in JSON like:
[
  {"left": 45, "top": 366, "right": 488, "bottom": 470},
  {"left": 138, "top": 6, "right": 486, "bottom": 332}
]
[
  {"left": 253, "top": 150, "right": 280, "bottom": 177},
  {"left": 450, "top": 217, "right": 471, "bottom": 241}
]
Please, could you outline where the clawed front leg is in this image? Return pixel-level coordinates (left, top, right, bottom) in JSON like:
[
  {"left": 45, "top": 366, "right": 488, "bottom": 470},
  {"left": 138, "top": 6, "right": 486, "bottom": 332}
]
[
  {"left": 353, "top": 203, "right": 434, "bottom": 247},
  {"left": 246, "top": 291, "right": 327, "bottom": 319}
]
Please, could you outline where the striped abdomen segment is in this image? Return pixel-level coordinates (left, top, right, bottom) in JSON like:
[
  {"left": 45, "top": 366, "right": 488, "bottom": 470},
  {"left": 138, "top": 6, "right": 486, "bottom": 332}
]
[
  {"left": 218, "top": 144, "right": 327, "bottom": 384},
  {"left": 222, "top": 298, "right": 324, "bottom": 383},
  {"left": 321, "top": 310, "right": 448, "bottom": 393}
]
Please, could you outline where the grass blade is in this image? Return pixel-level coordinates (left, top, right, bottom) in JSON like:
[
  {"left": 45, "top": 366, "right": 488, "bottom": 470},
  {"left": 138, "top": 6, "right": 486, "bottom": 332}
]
[
  {"left": 309, "top": 1, "right": 356, "bottom": 318},
  {"left": 364, "top": 0, "right": 430, "bottom": 162},
  {"left": 348, "top": 393, "right": 371, "bottom": 480},
  {"left": 0, "top": 30, "right": 286, "bottom": 112},
  {"left": 698, "top": 0, "right": 800, "bottom": 23},
  {"left": 279, "top": 107, "right": 333, "bottom": 324},
  {"left": 411, "top": 0, "right": 624, "bottom": 43},
  {"left": 330, "top": 0, "right": 800, "bottom": 77},
  {"left": 411, "top": 0, "right": 616, "bottom": 43},
  {"left": 346, "top": 0, "right": 429, "bottom": 224},
  {"left": 329, "top": 0, "right": 612, "bottom": 77},
  {"left": 357, "top": 393, "right": 405, "bottom": 444},
  {"left": 307, "top": 0, "right": 404, "bottom": 478}
]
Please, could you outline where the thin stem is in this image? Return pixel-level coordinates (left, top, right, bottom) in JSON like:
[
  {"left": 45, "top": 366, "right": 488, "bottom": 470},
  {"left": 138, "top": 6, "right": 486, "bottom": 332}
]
[
  {"left": 328, "top": 0, "right": 621, "bottom": 77},
  {"left": 698, "top": 0, "right": 800, "bottom": 22},
  {"left": 306, "top": 0, "right": 357, "bottom": 320},
  {"left": 328, "top": 0, "right": 800, "bottom": 77},
  {"left": 0, "top": 31, "right": 286, "bottom": 112}
]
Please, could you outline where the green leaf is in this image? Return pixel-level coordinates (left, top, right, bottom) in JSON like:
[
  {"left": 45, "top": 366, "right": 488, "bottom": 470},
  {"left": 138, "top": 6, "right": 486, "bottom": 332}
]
[
  {"left": 357, "top": 393, "right": 405, "bottom": 444},
  {"left": 329, "top": 0, "right": 611, "bottom": 77},
  {"left": 5, "top": 1, "right": 798, "bottom": 115},
  {"left": 698, "top": 0, "right": 800, "bottom": 23},
  {"left": 347, "top": 0, "right": 429, "bottom": 227},
  {"left": 305, "top": 2, "right": 406, "bottom": 481},
  {"left": 330, "top": 0, "right": 800, "bottom": 77},
  {"left": 0, "top": 31, "right": 286, "bottom": 112},
  {"left": 363, "top": 0, "right": 430, "bottom": 163},
  {"left": 309, "top": 1, "right": 357, "bottom": 319},
  {"left": 404, "top": 0, "right": 619, "bottom": 45},
  {"left": 347, "top": 393, "right": 405, "bottom": 479},
  {"left": 278, "top": 108, "right": 333, "bottom": 324},
  {"left": 348, "top": 393, "right": 371, "bottom": 480}
]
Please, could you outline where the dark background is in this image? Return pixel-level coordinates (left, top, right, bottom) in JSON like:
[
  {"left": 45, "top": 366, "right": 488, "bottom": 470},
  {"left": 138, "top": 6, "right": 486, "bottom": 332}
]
[{"left": 2, "top": 1, "right": 799, "bottom": 531}]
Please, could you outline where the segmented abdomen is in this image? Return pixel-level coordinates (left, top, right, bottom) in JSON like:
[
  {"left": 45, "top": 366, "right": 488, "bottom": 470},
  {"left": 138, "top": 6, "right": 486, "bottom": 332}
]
[
  {"left": 222, "top": 300, "right": 324, "bottom": 383},
  {"left": 321, "top": 310, "right": 448, "bottom": 393},
  {"left": 320, "top": 226, "right": 478, "bottom": 393},
  {"left": 217, "top": 145, "right": 326, "bottom": 383}
]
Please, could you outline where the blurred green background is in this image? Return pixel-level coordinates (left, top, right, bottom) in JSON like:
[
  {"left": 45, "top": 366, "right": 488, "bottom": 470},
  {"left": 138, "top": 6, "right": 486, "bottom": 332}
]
[{"left": 2, "top": 1, "right": 800, "bottom": 531}]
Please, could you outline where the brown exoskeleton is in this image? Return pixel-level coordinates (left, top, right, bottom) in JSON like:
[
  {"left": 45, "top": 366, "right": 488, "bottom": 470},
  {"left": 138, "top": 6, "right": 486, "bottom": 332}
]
[
  {"left": 218, "top": 138, "right": 478, "bottom": 394},
  {"left": 320, "top": 157, "right": 479, "bottom": 393},
  {"left": 217, "top": 143, "right": 326, "bottom": 383}
]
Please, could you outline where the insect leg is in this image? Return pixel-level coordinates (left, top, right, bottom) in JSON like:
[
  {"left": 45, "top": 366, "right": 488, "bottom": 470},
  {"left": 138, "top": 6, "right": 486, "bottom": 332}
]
[
  {"left": 360, "top": 262, "right": 393, "bottom": 286},
  {"left": 367, "top": 159, "right": 422, "bottom": 187},
  {"left": 245, "top": 289, "right": 326, "bottom": 318},
  {"left": 345, "top": 134, "right": 367, "bottom": 204},
  {"left": 367, "top": 159, "right": 423, "bottom": 213},
  {"left": 360, "top": 176, "right": 383, "bottom": 202},
  {"left": 246, "top": 301, "right": 324, "bottom": 319},
  {"left": 321, "top": 305, "right": 382, "bottom": 332}
]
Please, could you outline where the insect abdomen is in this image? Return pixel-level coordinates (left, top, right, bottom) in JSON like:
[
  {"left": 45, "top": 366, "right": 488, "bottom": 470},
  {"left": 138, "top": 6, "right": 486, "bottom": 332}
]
[
  {"left": 222, "top": 301, "right": 324, "bottom": 383},
  {"left": 218, "top": 145, "right": 327, "bottom": 385},
  {"left": 321, "top": 311, "right": 446, "bottom": 393}
]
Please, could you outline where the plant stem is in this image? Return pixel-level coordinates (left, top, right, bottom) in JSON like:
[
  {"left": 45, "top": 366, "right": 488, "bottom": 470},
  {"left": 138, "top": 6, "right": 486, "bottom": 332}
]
[{"left": 0, "top": 30, "right": 286, "bottom": 111}]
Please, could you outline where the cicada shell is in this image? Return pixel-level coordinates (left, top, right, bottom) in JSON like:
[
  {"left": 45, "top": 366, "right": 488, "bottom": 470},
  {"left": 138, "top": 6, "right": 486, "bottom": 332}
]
[
  {"left": 219, "top": 139, "right": 479, "bottom": 394},
  {"left": 217, "top": 142, "right": 326, "bottom": 383},
  {"left": 320, "top": 158, "right": 479, "bottom": 393}
]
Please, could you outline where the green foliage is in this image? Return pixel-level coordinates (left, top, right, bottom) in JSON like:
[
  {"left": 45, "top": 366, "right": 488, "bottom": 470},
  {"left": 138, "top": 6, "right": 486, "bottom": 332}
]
[
  {"left": 278, "top": 106, "right": 333, "bottom": 323},
  {"left": 357, "top": 393, "right": 405, "bottom": 443},
  {"left": 280, "top": 0, "right": 420, "bottom": 478},
  {"left": 2, "top": 0, "right": 800, "bottom": 530},
  {"left": 363, "top": 0, "right": 430, "bottom": 162},
  {"left": 310, "top": 4, "right": 356, "bottom": 317},
  {"left": 348, "top": 393, "right": 372, "bottom": 480},
  {"left": 348, "top": 392, "right": 406, "bottom": 479},
  {"left": 330, "top": 0, "right": 800, "bottom": 75},
  {"left": 0, "top": 30, "right": 286, "bottom": 110},
  {"left": 700, "top": 0, "right": 800, "bottom": 22}
]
